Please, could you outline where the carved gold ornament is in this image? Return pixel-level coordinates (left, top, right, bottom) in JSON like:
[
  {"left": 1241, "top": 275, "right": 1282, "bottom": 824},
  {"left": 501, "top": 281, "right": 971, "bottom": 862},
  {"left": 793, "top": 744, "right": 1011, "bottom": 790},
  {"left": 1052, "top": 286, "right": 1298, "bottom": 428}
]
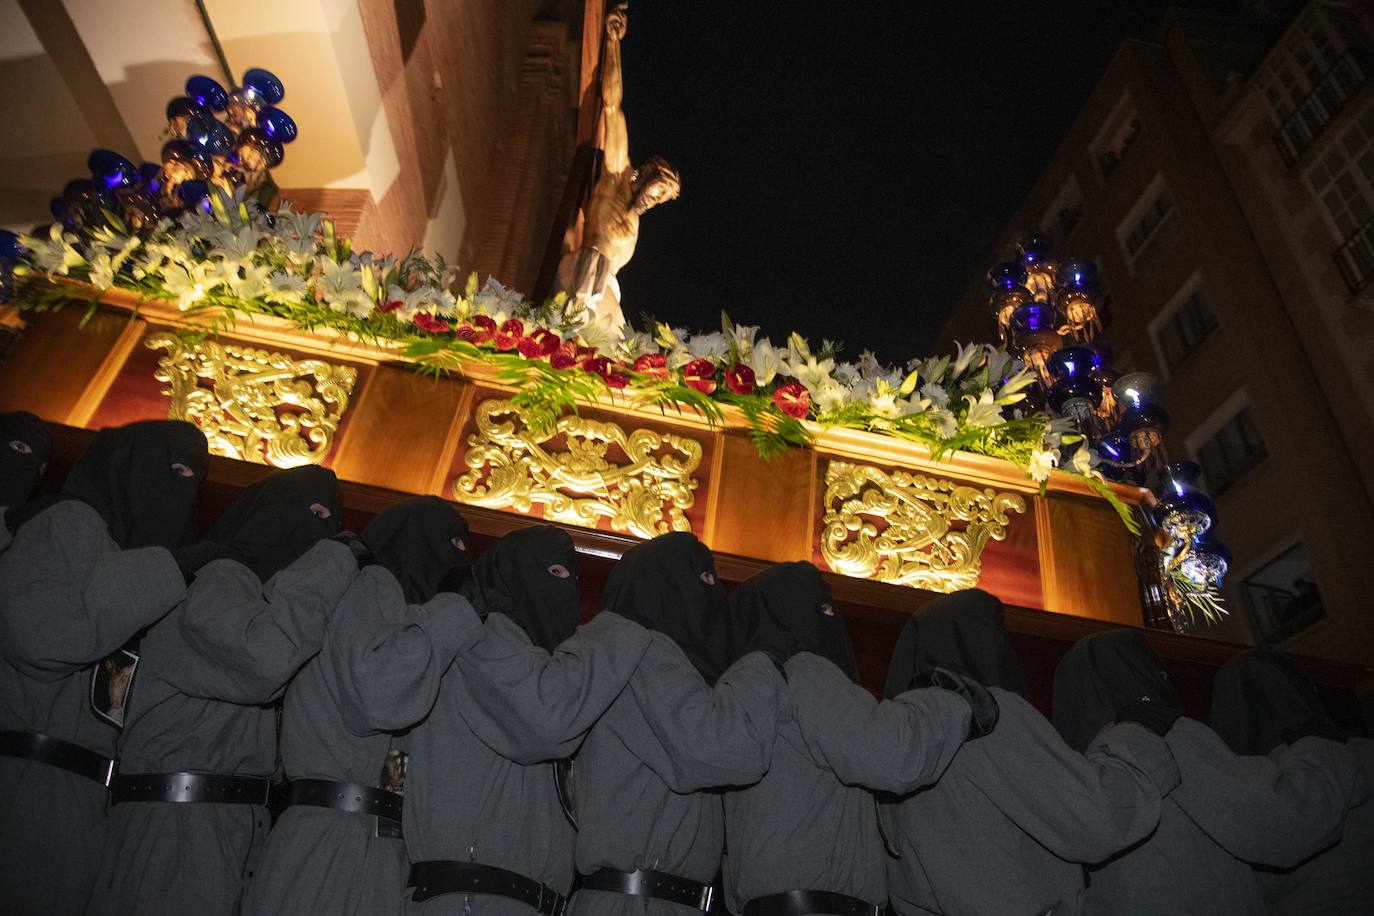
[
  {"left": 819, "top": 459, "right": 1027, "bottom": 593},
  {"left": 453, "top": 398, "right": 701, "bottom": 538},
  {"left": 146, "top": 332, "right": 357, "bottom": 467}
]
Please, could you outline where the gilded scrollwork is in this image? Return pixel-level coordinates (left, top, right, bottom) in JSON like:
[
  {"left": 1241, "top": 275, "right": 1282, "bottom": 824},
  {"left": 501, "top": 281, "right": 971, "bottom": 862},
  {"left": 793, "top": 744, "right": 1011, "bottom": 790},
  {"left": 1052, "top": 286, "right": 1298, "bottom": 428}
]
[
  {"left": 146, "top": 332, "right": 357, "bottom": 468},
  {"left": 819, "top": 459, "right": 1026, "bottom": 593},
  {"left": 453, "top": 398, "right": 701, "bottom": 539}
]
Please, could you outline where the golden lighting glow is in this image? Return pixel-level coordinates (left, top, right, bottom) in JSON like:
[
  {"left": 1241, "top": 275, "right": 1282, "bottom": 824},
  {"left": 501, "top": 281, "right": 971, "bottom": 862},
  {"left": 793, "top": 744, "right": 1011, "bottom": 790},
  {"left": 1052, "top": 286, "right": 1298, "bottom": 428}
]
[
  {"left": 819, "top": 459, "right": 1026, "bottom": 592},
  {"left": 453, "top": 398, "right": 702, "bottom": 538}
]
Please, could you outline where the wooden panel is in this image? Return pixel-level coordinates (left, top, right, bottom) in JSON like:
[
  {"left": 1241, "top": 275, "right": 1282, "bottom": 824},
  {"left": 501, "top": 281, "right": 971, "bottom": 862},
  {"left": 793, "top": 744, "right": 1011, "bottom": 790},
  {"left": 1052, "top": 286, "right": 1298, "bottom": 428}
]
[
  {"left": 708, "top": 431, "right": 815, "bottom": 562},
  {"left": 0, "top": 308, "right": 132, "bottom": 423},
  {"left": 329, "top": 365, "right": 469, "bottom": 493},
  {"left": 1044, "top": 494, "right": 1143, "bottom": 625}
]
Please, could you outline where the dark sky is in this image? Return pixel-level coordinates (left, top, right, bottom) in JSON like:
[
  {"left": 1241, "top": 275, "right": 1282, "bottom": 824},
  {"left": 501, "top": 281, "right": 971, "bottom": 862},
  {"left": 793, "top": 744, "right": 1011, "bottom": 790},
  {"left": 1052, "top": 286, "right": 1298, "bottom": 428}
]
[{"left": 613, "top": 2, "right": 1228, "bottom": 360}]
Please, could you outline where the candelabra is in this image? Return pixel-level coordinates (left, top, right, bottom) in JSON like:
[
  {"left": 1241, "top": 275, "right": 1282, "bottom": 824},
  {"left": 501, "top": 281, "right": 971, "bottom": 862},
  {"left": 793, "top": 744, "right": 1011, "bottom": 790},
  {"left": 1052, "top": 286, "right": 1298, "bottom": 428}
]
[{"left": 986, "top": 234, "right": 1229, "bottom": 630}]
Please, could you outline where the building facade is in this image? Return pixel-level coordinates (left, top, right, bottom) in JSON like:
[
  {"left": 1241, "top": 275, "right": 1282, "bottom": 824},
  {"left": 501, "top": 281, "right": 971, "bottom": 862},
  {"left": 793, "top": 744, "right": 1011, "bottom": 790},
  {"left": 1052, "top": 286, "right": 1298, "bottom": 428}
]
[
  {"left": 0, "top": 0, "right": 585, "bottom": 294},
  {"left": 937, "top": 2, "right": 1374, "bottom": 665}
]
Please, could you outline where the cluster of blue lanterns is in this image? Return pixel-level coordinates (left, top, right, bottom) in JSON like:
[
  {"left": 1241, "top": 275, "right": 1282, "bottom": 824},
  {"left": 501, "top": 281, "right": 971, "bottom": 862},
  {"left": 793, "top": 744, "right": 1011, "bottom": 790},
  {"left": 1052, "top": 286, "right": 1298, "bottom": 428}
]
[
  {"left": 49, "top": 68, "right": 295, "bottom": 232},
  {"left": 986, "top": 235, "right": 1229, "bottom": 593}
]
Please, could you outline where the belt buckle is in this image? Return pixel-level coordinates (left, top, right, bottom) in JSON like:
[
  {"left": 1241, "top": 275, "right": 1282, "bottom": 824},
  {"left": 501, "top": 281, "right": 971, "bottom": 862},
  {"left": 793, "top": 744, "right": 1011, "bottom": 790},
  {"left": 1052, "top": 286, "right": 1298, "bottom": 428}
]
[
  {"left": 698, "top": 884, "right": 714, "bottom": 912},
  {"left": 100, "top": 758, "right": 116, "bottom": 789},
  {"left": 547, "top": 885, "right": 567, "bottom": 916}
]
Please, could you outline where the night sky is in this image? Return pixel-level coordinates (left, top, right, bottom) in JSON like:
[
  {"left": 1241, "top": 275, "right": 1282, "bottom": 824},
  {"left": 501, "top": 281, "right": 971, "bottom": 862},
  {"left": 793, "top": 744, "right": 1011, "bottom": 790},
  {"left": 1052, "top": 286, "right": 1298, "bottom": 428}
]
[{"left": 614, "top": 2, "right": 1233, "bottom": 361}]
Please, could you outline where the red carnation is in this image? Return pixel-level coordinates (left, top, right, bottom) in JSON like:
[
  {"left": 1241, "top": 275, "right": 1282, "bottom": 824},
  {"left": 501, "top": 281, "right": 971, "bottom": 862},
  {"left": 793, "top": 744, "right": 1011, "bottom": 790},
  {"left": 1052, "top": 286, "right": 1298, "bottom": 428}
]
[
  {"left": 550, "top": 342, "right": 579, "bottom": 370},
  {"left": 493, "top": 318, "right": 524, "bottom": 351},
  {"left": 632, "top": 353, "right": 669, "bottom": 380},
  {"left": 470, "top": 314, "right": 497, "bottom": 345},
  {"left": 412, "top": 312, "right": 451, "bottom": 334},
  {"left": 682, "top": 358, "right": 718, "bottom": 395},
  {"left": 773, "top": 381, "right": 811, "bottom": 419},
  {"left": 527, "top": 328, "right": 561, "bottom": 356},
  {"left": 725, "top": 363, "right": 756, "bottom": 395}
]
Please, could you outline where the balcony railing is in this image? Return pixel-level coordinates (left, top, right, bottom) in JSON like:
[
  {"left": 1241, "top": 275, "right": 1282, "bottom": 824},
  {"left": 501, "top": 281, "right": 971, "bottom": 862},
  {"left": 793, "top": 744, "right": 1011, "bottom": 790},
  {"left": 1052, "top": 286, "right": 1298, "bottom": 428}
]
[
  {"left": 1334, "top": 211, "right": 1374, "bottom": 295},
  {"left": 1273, "top": 50, "right": 1374, "bottom": 166}
]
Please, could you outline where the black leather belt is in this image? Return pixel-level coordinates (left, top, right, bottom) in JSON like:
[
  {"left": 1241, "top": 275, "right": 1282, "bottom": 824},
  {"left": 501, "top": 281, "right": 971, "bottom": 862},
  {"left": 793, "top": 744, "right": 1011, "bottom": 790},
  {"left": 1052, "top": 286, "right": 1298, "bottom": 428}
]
[
  {"left": 580, "top": 867, "right": 714, "bottom": 911},
  {"left": 409, "top": 861, "right": 567, "bottom": 915},
  {"left": 0, "top": 730, "right": 115, "bottom": 786},
  {"left": 742, "top": 890, "right": 882, "bottom": 916},
  {"left": 284, "top": 778, "right": 403, "bottom": 838},
  {"left": 111, "top": 772, "right": 272, "bottom": 806}
]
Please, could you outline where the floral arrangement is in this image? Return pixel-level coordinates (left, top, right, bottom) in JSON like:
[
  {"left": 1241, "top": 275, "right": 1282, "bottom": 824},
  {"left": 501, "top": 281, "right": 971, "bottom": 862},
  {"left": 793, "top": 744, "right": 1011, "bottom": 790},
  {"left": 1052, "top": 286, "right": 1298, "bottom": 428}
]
[{"left": 6, "top": 186, "right": 1135, "bottom": 526}]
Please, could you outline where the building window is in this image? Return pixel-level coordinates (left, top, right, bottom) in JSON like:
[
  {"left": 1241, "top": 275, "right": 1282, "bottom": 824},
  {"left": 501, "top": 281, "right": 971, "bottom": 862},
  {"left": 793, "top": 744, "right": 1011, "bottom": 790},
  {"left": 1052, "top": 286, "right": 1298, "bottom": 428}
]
[
  {"left": 1243, "top": 542, "right": 1326, "bottom": 643},
  {"left": 1040, "top": 176, "right": 1084, "bottom": 240},
  {"left": 1196, "top": 404, "right": 1267, "bottom": 497},
  {"left": 1151, "top": 277, "right": 1218, "bottom": 372},
  {"left": 1257, "top": 5, "right": 1350, "bottom": 123},
  {"left": 1091, "top": 97, "right": 1143, "bottom": 184},
  {"left": 1305, "top": 101, "right": 1374, "bottom": 291},
  {"left": 1118, "top": 177, "right": 1177, "bottom": 271}
]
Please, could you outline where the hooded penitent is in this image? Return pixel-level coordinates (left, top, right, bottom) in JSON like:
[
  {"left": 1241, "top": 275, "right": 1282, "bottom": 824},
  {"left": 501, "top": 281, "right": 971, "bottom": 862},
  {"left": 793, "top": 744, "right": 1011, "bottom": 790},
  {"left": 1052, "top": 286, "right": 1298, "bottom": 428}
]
[
  {"left": 0, "top": 411, "right": 50, "bottom": 509},
  {"left": 1052, "top": 629, "right": 1182, "bottom": 753},
  {"left": 1211, "top": 649, "right": 1344, "bottom": 756},
  {"left": 601, "top": 531, "right": 733, "bottom": 683},
  {"left": 361, "top": 496, "right": 470, "bottom": 605},
  {"left": 731, "top": 560, "right": 858, "bottom": 682},
  {"left": 208, "top": 465, "right": 342, "bottom": 581},
  {"left": 464, "top": 525, "right": 581, "bottom": 651},
  {"left": 883, "top": 588, "right": 1027, "bottom": 700},
  {"left": 9, "top": 419, "right": 207, "bottom": 545}
]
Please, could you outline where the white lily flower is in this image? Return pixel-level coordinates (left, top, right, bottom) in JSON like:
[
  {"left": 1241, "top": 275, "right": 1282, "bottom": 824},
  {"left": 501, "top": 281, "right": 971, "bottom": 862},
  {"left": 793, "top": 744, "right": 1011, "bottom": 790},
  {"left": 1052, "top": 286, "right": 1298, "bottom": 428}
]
[
  {"left": 319, "top": 258, "right": 372, "bottom": 316},
  {"left": 950, "top": 341, "right": 981, "bottom": 377},
  {"left": 783, "top": 333, "right": 836, "bottom": 390},
  {"left": 616, "top": 330, "right": 658, "bottom": 360},
  {"left": 1067, "top": 444, "right": 1102, "bottom": 479},
  {"left": 686, "top": 331, "right": 729, "bottom": 361},
  {"left": 729, "top": 322, "right": 760, "bottom": 358},
  {"left": 21, "top": 226, "right": 86, "bottom": 276},
  {"left": 161, "top": 263, "right": 211, "bottom": 310},
  {"left": 212, "top": 225, "right": 264, "bottom": 265},
  {"left": 473, "top": 276, "right": 523, "bottom": 313},
  {"left": 963, "top": 389, "right": 1004, "bottom": 428},
  {"left": 578, "top": 310, "right": 626, "bottom": 351},
  {"left": 88, "top": 253, "right": 116, "bottom": 291},
  {"left": 1029, "top": 444, "right": 1060, "bottom": 482},
  {"left": 231, "top": 262, "right": 272, "bottom": 299},
  {"left": 266, "top": 272, "right": 308, "bottom": 305},
  {"left": 930, "top": 408, "right": 958, "bottom": 439},
  {"left": 747, "top": 339, "right": 783, "bottom": 386}
]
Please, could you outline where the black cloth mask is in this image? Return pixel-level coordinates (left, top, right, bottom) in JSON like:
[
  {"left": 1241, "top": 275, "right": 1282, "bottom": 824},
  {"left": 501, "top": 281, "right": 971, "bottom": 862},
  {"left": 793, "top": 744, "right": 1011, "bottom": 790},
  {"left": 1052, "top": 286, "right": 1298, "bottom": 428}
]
[
  {"left": 208, "top": 465, "right": 342, "bottom": 582},
  {"left": 1052, "top": 629, "right": 1182, "bottom": 752},
  {"left": 361, "top": 496, "right": 470, "bottom": 605},
  {"left": 884, "top": 588, "right": 1027, "bottom": 699},
  {"left": 10, "top": 420, "right": 207, "bottom": 548},
  {"left": 463, "top": 525, "right": 581, "bottom": 652},
  {"left": 0, "top": 411, "right": 51, "bottom": 509},
  {"left": 1211, "top": 649, "right": 1342, "bottom": 756},
  {"left": 601, "top": 531, "right": 733, "bottom": 684},
  {"left": 730, "top": 561, "right": 857, "bottom": 682}
]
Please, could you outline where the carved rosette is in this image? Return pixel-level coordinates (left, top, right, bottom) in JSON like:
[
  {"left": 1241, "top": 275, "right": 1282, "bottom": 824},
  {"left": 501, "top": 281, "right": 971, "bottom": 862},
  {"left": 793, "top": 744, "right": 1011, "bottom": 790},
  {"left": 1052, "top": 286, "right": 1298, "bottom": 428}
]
[
  {"left": 453, "top": 398, "right": 702, "bottom": 539},
  {"left": 819, "top": 459, "right": 1027, "bottom": 593},
  {"left": 146, "top": 332, "right": 357, "bottom": 468}
]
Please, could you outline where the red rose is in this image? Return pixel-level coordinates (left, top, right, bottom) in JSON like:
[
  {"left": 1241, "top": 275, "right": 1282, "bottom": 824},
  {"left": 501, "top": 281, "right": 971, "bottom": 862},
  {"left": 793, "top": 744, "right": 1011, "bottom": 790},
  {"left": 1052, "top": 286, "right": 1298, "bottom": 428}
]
[
  {"left": 632, "top": 353, "right": 669, "bottom": 380},
  {"left": 682, "top": 358, "right": 718, "bottom": 395},
  {"left": 773, "top": 381, "right": 811, "bottom": 419},
  {"left": 550, "top": 342, "right": 579, "bottom": 370},
  {"left": 494, "top": 318, "right": 524, "bottom": 351},
  {"left": 381, "top": 299, "right": 403, "bottom": 314},
  {"left": 412, "top": 312, "right": 451, "bottom": 334},
  {"left": 470, "top": 314, "right": 497, "bottom": 344},
  {"left": 725, "top": 363, "right": 756, "bottom": 395}
]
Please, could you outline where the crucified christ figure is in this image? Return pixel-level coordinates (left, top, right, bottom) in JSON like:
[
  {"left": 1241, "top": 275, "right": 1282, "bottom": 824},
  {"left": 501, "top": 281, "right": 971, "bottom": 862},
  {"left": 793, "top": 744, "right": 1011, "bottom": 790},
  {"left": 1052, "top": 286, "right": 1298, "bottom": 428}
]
[{"left": 561, "top": 2, "right": 680, "bottom": 330}]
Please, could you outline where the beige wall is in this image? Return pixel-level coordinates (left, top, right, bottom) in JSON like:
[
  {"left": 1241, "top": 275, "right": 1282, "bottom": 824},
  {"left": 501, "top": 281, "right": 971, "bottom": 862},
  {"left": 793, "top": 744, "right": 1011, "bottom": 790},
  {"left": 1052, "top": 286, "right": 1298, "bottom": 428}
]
[{"left": 936, "top": 25, "right": 1374, "bottom": 665}]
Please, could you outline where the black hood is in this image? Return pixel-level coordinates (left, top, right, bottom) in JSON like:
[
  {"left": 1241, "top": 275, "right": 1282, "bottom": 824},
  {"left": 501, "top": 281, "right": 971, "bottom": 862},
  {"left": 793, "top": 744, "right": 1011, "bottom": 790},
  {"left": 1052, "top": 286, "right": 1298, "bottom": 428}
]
[
  {"left": 1211, "top": 649, "right": 1340, "bottom": 756},
  {"left": 362, "top": 496, "right": 470, "bottom": 605},
  {"left": 602, "top": 531, "right": 733, "bottom": 684},
  {"left": 1052, "top": 629, "right": 1182, "bottom": 752},
  {"left": 208, "top": 465, "right": 342, "bottom": 581},
  {"left": 0, "top": 411, "right": 50, "bottom": 509},
  {"left": 884, "top": 588, "right": 1027, "bottom": 699},
  {"left": 463, "top": 525, "right": 581, "bottom": 652},
  {"left": 48, "top": 420, "right": 207, "bottom": 548},
  {"left": 730, "top": 561, "right": 857, "bottom": 682}
]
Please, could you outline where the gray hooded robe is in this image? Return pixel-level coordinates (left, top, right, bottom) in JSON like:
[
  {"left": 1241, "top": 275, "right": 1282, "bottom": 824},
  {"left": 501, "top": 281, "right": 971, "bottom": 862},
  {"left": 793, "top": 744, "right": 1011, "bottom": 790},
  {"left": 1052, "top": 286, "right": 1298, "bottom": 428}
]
[
  {"left": 87, "top": 538, "right": 357, "bottom": 916},
  {"left": 1055, "top": 630, "right": 1363, "bottom": 916},
  {"left": 403, "top": 606, "right": 652, "bottom": 914}
]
